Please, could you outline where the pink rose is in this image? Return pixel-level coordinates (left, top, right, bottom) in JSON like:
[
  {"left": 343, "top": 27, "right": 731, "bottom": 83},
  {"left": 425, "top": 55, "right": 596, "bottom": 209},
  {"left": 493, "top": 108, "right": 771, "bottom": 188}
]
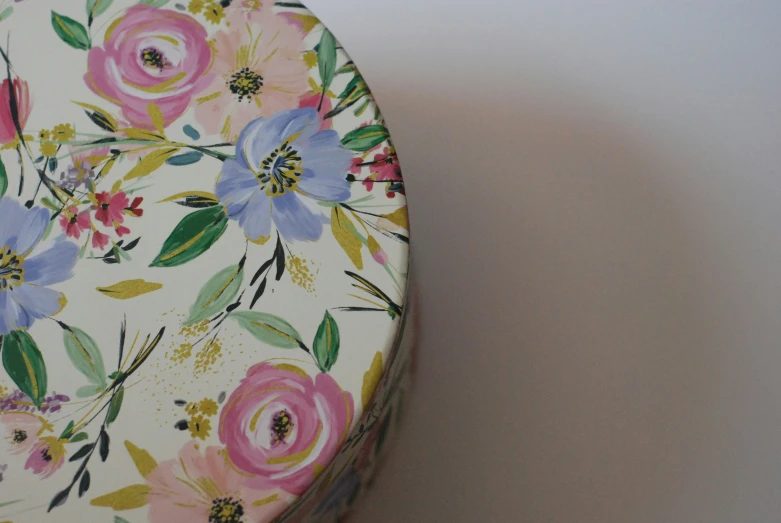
[
  {"left": 85, "top": 5, "right": 214, "bottom": 129},
  {"left": 219, "top": 363, "right": 354, "bottom": 495}
]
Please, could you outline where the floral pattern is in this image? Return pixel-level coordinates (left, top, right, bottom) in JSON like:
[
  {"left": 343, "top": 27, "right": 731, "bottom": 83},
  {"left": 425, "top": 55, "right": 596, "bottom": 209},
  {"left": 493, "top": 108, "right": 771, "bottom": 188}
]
[
  {"left": 217, "top": 108, "right": 352, "bottom": 242},
  {"left": 220, "top": 362, "right": 354, "bottom": 495},
  {"left": 0, "top": 1, "right": 410, "bottom": 522}
]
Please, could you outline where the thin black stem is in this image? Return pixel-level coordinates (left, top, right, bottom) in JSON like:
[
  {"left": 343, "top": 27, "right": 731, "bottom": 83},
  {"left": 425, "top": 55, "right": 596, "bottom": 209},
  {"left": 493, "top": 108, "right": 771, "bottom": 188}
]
[{"left": 15, "top": 144, "right": 23, "bottom": 196}]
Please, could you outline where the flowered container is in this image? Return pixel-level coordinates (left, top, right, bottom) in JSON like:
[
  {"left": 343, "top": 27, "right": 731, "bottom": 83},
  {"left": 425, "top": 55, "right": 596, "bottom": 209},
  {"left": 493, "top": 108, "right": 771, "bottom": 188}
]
[{"left": 0, "top": 1, "right": 413, "bottom": 521}]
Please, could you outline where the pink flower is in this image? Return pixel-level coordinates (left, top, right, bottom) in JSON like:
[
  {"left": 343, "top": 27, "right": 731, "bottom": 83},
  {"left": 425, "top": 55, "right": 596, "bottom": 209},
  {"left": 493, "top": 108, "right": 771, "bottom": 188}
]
[
  {"left": 193, "top": 9, "right": 308, "bottom": 141},
  {"left": 0, "top": 77, "right": 31, "bottom": 144},
  {"left": 146, "top": 441, "right": 293, "bottom": 522},
  {"left": 1, "top": 412, "right": 49, "bottom": 456},
  {"left": 127, "top": 196, "right": 144, "bottom": 217},
  {"left": 24, "top": 436, "right": 65, "bottom": 479},
  {"left": 115, "top": 225, "right": 131, "bottom": 237},
  {"left": 93, "top": 191, "right": 129, "bottom": 227},
  {"left": 371, "top": 246, "right": 389, "bottom": 265},
  {"left": 85, "top": 5, "right": 214, "bottom": 129},
  {"left": 92, "top": 230, "right": 110, "bottom": 250},
  {"left": 219, "top": 363, "right": 354, "bottom": 495},
  {"left": 299, "top": 91, "right": 333, "bottom": 131},
  {"left": 362, "top": 147, "right": 403, "bottom": 197},
  {"left": 59, "top": 206, "right": 91, "bottom": 239}
]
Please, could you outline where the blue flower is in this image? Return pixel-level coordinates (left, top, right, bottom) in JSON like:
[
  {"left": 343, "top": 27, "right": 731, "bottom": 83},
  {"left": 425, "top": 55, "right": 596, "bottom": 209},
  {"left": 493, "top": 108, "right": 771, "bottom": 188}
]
[
  {"left": 0, "top": 198, "right": 78, "bottom": 335},
  {"left": 216, "top": 108, "right": 352, "bottom": 243}
]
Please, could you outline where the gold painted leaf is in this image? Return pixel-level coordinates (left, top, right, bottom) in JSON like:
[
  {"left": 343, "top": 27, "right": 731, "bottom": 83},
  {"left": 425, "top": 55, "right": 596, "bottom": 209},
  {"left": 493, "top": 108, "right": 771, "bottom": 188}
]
[
  {"left": 73, "top": 101, "right": 119, "bottom": 132},
  {"left": 157, "top": 191, "right": 219, "bottom": 204},
  {"left": 124, "top": 441, "right": 157, "bottom": 479},
  {"left": 119, "top": 127, "right": 165, "bottom": 141},
  {"left": 147, "top": 103, "right": 165, "bottom": 136},
  {"left": 90, "top": 484, "right": 150, "bottom": 510},
  {"left": 367, "top": 235, "right": 382, "bottom": 256},
  {"left": 123, "top": 148, "right": 179, "bottom": 181},
  {"left": 97, "top": 280, "right": 163, "bottom": 300},
  {"left": 382, "top": 207, "right": 409, "bottom": 230},
  {"left": 361, "top": 351, "right": 383, "bottom": 410},
  {"left": 331, "top": 207, "right": 363, "bottom": 270}
]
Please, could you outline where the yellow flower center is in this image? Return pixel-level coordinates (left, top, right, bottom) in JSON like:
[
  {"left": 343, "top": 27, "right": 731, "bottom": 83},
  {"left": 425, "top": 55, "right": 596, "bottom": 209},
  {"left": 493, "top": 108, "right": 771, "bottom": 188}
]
[
  {"left": 12, "top": 429, "right": 27, "bottom": 444},
  {"left": 140, "top": 47, "right": 171, "bottom": 71},
  {"left": 209, "top": 497, "right": 245, "bottom": 523},
  {"left": 228, "top": 67, "right": 263, "bottom": 102},
  {"left": 255, "top": 142, "right": 303, "bottom": 197},
  {"left": 271, "top": 409, "right": 293, "bottom": 445},
  {"left": 0, "top": 247, "right": 24, "bottom": 291}
]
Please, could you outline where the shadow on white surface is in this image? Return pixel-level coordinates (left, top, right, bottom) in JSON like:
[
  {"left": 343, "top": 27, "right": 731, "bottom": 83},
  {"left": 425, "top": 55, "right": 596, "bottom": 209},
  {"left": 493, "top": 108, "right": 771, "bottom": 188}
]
[
  {"left": 348, "top": 89, "right": 733, "bottom": 522},
  {"left": 301, "top": 1, "right": 781, "bottom": 521}
]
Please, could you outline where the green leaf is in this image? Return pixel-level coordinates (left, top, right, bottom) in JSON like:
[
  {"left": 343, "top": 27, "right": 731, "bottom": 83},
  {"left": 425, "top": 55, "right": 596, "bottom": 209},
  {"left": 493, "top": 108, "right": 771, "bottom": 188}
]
[
  {"left": 70, "top": 432, "right": 90, "bottom": 443},
  {"left": 1, "top": 331, "right": 47, "bottom": 408},
  {"left": 115, "top": 517, "right": 132, "bottom": 523},
  {"left": 76, "top": 385, "right": 103, "bottom": 398},
  {"left": 140, "top": 0, "right": 171, "bottom": 6},
  {"left": 0, "top": 6, "right": 14, "bottom": 22},
  {"left": 62, "top": 326, "right": 107, "bottom": 392},
  {"left": 318, "top": 29, "right": 337, "bottom": 95},
  {"left": 313, "top": 311, "right": 340, "bottom": 372},
  {"left": 150, "top": 206, "right": 228, "bottom": 268},
  {"left": 185, "top": 264, "right": 243, "bottom": 325},
  {"left": 86, "top": 0, "right": 113, "bottom": 22},
  {"left": 60, "top": 420, "right": 75, "bottom": 439},
  {"left": 183, "top": 124, "right": 200, "bottom": 141},
  {"left": 0, "top": 156, "right": 7, "bottom": 198},
  {"left": 78, "top": 469, "right": 91, "bottom": 497},
  {"left": 106, "top": 386, "right": 124, "bottom": 427},
  {"left": 69, "top": 443, "right": 94, "bottom": 461},
  {"left": 166, "top": 151, "right": 203, "bottom": 166},
  {"left": 51, "top": 12, "right": 91, "bottom": 51},
  {"left": 230, "top": 312, "right": 302, "bottom": 349},
  {"left": 341, "top": 125, "right": 389, "bottom": 152}
]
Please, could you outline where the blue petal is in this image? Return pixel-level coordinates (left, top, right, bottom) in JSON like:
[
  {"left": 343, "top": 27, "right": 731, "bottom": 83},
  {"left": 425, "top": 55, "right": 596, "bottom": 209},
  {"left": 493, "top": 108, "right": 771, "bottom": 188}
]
[
  {"left": 271, "top": 192, "right": 326, "bottom": 242},
  {"left": 12, "top": 284, "right": 63, "bottom": 322},
  {"left": 237, "top": 108, "right": 320, "bottom": 171},
  {"left": 238, "top": 190, "right": 272, "bottom": 242},
  {"left": 24, "top": 237, "right": 79, "bottom": 286},
  {"left": 297, "top": 168, "right": 351, "bottom": 202},
  {"left": 0, "top": 290, "right": 33, "bottom": 335},
  {"left": 216, "top": 159, "right": 261, "bottom": 216},
  {"left": 0, "top": 199, "right": 49, "bottom": 255},
  {"left": 296, "top": 130, "right": 352, "bottom": 202}
]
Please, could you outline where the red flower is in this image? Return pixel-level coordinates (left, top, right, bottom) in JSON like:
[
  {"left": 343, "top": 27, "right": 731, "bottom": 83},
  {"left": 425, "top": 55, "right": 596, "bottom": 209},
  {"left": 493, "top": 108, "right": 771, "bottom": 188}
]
[
  {"left": 127, "top": 196, "right": 144, "bottom": 217},
  {"left": 0, "top": 77, "right": 32, "bottom": 145},
  {"left": 115, "top": 225, "right": 131, "bottom": 237},
  {"left": 348, "top": 157, "right": 364, "bottom": 175},
  {"left": 93, "top": 191, "right": 129, "bottom": 227},
  {"left": 58, "top": 206, "right": 91, "bottom": 239},
  {"left": 92, "top": 230, "right": 110, "bottom": 250},
  {"left": 362, "top": 147, "right": 402, "bottom": 197}
]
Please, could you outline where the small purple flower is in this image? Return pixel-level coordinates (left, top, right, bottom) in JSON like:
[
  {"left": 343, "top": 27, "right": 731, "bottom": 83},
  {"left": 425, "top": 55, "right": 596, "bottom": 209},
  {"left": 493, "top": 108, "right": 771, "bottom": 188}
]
[
  {"left": 0, "top": 390, "right": 70, "bottom": 414},
  {"left": 0, "top": 197, "right": 78, "bottom": 335},
  {"left": 216, "top": 108, "right": 352, "bottom": 243}
]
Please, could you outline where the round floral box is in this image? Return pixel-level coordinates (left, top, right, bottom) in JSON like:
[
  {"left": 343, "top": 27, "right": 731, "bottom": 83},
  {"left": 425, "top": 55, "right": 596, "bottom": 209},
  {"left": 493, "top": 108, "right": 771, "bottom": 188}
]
[{"left": 0, "top": 0, "right": 413, "bottom": 521}]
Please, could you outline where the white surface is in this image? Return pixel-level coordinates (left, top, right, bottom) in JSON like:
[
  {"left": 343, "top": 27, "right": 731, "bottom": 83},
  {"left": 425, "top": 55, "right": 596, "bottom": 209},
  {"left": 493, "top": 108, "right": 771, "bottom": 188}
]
[{"left": 305, "top": 1, "right": 781, "bottom": 521}]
